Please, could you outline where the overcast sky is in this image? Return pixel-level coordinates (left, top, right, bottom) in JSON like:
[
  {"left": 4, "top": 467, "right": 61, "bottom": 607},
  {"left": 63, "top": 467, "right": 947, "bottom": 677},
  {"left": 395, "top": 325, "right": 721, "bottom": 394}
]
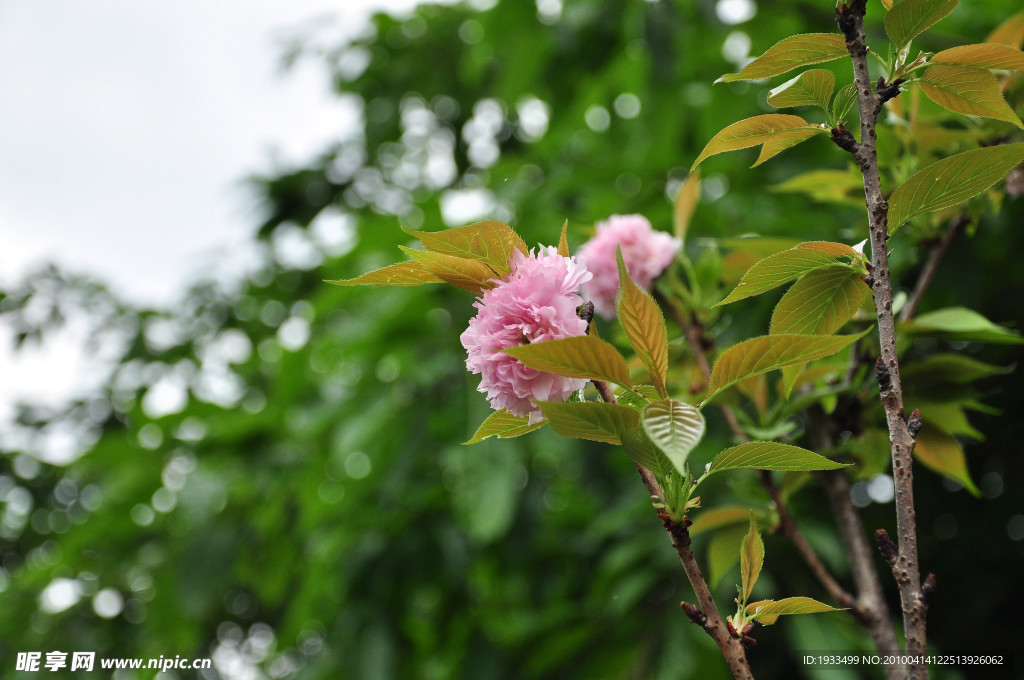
[{"left": 0, "top": 0, "right": 443, "bottom": 416}]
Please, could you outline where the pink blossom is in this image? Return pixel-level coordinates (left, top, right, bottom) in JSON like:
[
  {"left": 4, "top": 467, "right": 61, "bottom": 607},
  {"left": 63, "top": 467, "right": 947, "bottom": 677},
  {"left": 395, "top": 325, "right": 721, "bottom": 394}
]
[
  {"left": 461, "top": 246, "right": 593, "bottom": 422},
  {"left": 577, "top": 214, "right": 680, "bottom": 319}
]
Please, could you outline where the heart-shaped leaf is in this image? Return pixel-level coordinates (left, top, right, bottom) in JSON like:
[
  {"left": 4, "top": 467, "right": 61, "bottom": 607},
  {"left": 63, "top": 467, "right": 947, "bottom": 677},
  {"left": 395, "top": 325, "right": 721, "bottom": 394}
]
[{"left": 642, "top": 400, "right": 706, "bottom": 474}]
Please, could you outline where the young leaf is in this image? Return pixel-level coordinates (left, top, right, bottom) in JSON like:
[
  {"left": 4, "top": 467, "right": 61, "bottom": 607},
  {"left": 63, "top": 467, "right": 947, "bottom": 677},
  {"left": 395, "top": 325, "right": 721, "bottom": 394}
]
[
  {"left": 621, "top": 428, "right": 675, "bottom": 479},
  {"left": 918, "top": 64, "right": 1024, "bottom": 129},
  {"left": 502, "top": 336, "right": 635, "bottom": 386},
  {"left": 691, "top": 115, "right": 825, "bottom": 170},
  {"left": 986, "top": 9, "right": 1024, "bottom": 48},
  {"left": 770, "top": 265, "right": 870, "bottom": 336},
  {"left": 748, "top": 596, "right": 843, "bottom": 625},
  {"left": 703, "top": 330, "right": 870, "bottom": 405},
  {"left": 887, "top": 143, "right": 1024, "bottom": 232},
  {"left": 558, "top": 220, "right": 570, "bottom": 257},
  {"left": 716, "top": 248, "right": 841, "bottom": 306},
  {"left": 901, "top": 306, "right": 1024, "bottom": 344},
  {"left": 326, "top": 260, "right": 444, "bottom": 287},
  {"left": 538, "top": 401, "right": 640, "bottom": 445},
  {"left": 708, "top": 525, "right": 747, "bottom": 589},
  {"left": 884, "top": 0, "right": 958, "bottom": 48},
  {"left": 930, "top": 44, "right": 1024, "bottom": 71},
  {"left": 767, "top": 69, "right": 835, "bottom": 109},
  {"left": 901, "top": 353, "right": 1012, "bottom": 384},
  {"left": 674, "top": 171, "right": 701, "bottom": 244},
  {"left": 772, "top": 169, "right": 865, "bottom": 207},
  {"left": 641, "top": 400, "right": 706, "bottom": 474},
  {"left": 464, "top": 410, "right": 546, "bottom": 444},
  {"left": 407, "top": 221, "right": 528, "bottom": 273},
  {"left": 616, "top": 250, "right": 669, "bottom": 397},
  {"left": 914, "top": 425, "right": 980, "bottom": 496},
  {"left": 708, "top": 442, "right": 848, "bottom": 475},
  {"left": 831, "top": 83, "right": 858, "bottom": 123},
  {"left": 399, "top": 247, "right": 498, "bottom": 293},
  {"left": 689, "top": 506, "right": 752, "bottom": 536},
  {"left": 740, "top": 515, "right": 764, "bottom": 602},
  {"left": 715, "top": 34, "right": 848, "bottom": 83}
]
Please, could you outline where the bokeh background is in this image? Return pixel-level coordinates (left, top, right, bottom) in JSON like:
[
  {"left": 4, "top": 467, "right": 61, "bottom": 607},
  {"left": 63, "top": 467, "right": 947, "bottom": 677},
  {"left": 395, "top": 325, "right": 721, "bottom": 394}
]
[{"left": 2, "top": 1, "right": 1023, "bottom": 678}]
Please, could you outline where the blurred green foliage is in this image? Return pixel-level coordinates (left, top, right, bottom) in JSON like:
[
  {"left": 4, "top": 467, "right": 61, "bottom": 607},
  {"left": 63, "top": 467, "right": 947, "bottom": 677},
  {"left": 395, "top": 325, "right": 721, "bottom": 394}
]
[{"left": 2, "top": 1, "right": 1023, "bottom": 678}]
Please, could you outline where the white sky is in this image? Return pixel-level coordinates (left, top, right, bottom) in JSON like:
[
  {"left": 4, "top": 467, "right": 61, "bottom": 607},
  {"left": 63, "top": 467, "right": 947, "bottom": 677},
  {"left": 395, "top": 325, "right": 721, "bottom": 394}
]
[{"left": 0, "top": 0, "right": 443, "bottom": 418}]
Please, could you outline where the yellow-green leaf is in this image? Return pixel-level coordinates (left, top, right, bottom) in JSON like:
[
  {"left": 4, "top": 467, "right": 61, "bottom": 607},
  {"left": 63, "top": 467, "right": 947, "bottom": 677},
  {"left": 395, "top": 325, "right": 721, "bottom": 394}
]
[
  {"left": 767, "top": 69, "right": 835, "bottom": 109},
  {"left": 918, "top": 64, "right": 1024, "bottom": 129},
  {"left": 690, "top": 506, "right": 752, "bottom": 536},
  {"left": 674, "top": 171, "right": 701, "bottom": 244},
  {"left": 708, "top": 525, "right": 747, "bottom": 589},
  {"left": 703, "top": 330, "right": 869, "bottom": 405},
  {"left": 931, "top": 43, "right": 1024, "bottom": 71},
  {"left": 399, "top": 246, "right": 498, "bottom": 293},
  {"left": 748, "top": 596, "right": 842, "bottom": 625},
  {"left": 709, "top": 442, "right": 848, "bottom": 475},
  {"left": 795, "top": 241, "right": 860, "bottom": 258},
  {"left": 986, "top": 10, "right": 1024, "bottom": 48},
  {"left": 888, "top": 143, "right": 1024, "bottom": 232},
  {"left": 325, "top": 260, "right": 444, "bottom": 287},
  {"left": 831, "top": 83, "right": 858, "bottom": 123},
  {"left": 717, "top": 248, "right": 841, "bottom": 306},
  {"left": 538, "top": 401, "right": 640, "bottom": 445},
  {"left": 558, "top": 220, "right": 570, "bottom": 257},
  {"left": 642, "top": 400, "right": 705, "bottom": 474},
  {"left": 770, "top": 265, "right": 870, "bottom": 336},
  {"left": 884, "top": 0, "right": 958, "bottom": 47},
  {"left": 715, "top": 34, "right": 848, "bottom": 83},
  {"left": 502, "top": 335, "right": 634, "bottom": 387},
  {"left": 463, "top": 409, "right": 546, "bottom": 445},
  {"left": 914, "top": 425, "right": 980, "bottom": 496},
  {"left": 691, "top": 115, "right": 824, "bottom": 170},
  {"left": 740, "top": 515, "right": 764, "bottom": 601},
  {"left": 407, "top": 220, "right": 527, "bottom": 274},
  {"left": 901, "top": 306, "right": 1024, "bottom": 344},
  {"left": 617, "top": 250, "right": 669, "bottom": 397},
  {"left": 621, "top": 428, "right": 675, "bottom": 478},
  {"left": 772, "top": 169, "right": 865, "bottom": 207},
  {"left": 880, "top": 0, "right": 894, "bottom": 10}
]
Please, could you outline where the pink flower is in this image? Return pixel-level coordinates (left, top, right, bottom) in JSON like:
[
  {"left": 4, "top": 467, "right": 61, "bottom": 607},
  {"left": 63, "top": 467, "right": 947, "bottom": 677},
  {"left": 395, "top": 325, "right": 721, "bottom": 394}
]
[
  {"left": 461, "top": 246, "right": 593, "bottom": 422},
  {"left": 577, "top": 214, "right": 680, "bottom": 319}
]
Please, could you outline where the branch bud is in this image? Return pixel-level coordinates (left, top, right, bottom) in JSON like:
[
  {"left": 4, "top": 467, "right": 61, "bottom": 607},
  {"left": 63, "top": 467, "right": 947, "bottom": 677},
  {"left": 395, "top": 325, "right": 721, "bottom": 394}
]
[
  {"left": 875, "top": 528, "right": 898, "bottom": 566},
  {"left": 922, "top": 573, "right": 937, "bottom": 604},
  {"left": 907, "top": 409, "right": 923, "bottom": 439},
  {"left": 874, "top": 357, "right": 892, "bottom": 397},
  {"left": 681, "top": 601, "right": 708, "bottom": 627}
]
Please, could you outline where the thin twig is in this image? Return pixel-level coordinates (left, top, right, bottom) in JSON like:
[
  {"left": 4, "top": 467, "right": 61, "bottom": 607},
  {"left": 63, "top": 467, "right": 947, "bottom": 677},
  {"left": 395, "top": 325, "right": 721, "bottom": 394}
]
[
  {"left": 899, "top": 215, "right": 968, "bottom": 322},
  {"left": 835, "top": 2, "right": 928, "bottom": 675},
  {"left": 594, "top": 380, "right": 754, "bottom": 679}
]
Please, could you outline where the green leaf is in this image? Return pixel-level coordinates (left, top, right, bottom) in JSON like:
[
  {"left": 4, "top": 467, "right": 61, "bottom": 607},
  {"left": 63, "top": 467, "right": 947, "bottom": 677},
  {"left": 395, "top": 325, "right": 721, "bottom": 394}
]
[
  {"left": 884, "top": 0, "right": 958, "bottom": 47},
  {"left": 463, "top": 409, "right": 546, "bottom": 444},
  {"left": 616, "top": 384, "right": 660, "bottom": 409},
  {"left": 557, "top": 220, "right": 570, "bottom": 257},
  {"left": 399, "top": 246, "right": 498, "bottom": 293},
  {"left": 502, "top": 335, "right": 635, "bottom": 386},
  {"left": 831, "top": 83, "right": 858, "bottom": 123},
  {"left": 616, "top": 250, "right": 669, "bottom": 397},
  {"left": 901, "top": 353, "right": 1012, "bottom": 384},
  {"left": 986, "top": 9, "right": 1024, "bottom": 48},
  {"left": 770, "top": 265, "right": 871, "bottom": 336},
  {"left": 538, "top": 401, "right": 640, "bottom": 445},
  {"left": 901, "top": 306, "right": 1024, "bottom": 344},
  {"left": 740, "top": 515, "right": 764, "bottom": 602},
  {"left": 914, "top": 424, "right": 980, "bottom": 496},
  {"left": 915, "top": 402, "right": 985, "bottom": 441},
  {"left": 691, "top": 114, "right": 825, "bottom": 170},
  {"left": 703, "top": 330, "right": 870, "bottom": 405},
  {"left": 673, "top": 171, "right": 701, "bottom": 244},
  {"left": 717, "top": 248, "right": 843, "bottom": 306},
  {"left": 325, "top": 259, "right": 444, "bottom": 287},
  {"left": 708, "top": 526, "right": 747, "bottom": 589},
  {"left": 689, "top": 507, "right": 752, "bottom": 536},
  {"left": 771, "top": 168, "right": 865, "bottom": 207},
  {"left": 930, "top": 43, "right": 1024, "bottom": 71},
  {"left": 708, "top": 442, "right": 848, "bottom": 475},
  {"left": 406, "top": 221, "right": 528, "bottom": 273},
  {"left": 795, "top": 241, "right": 860, "bottom": 258},
  {"left": 621, "top": 428, "right": 674, "bottom": 478},
  {"left": 747, "top": 597, "right": 843, "bottom": 625},
  {"left": 715, "top": 34, "right": 849, "bottom": 83},
  {"left": 767, "top": 69, "right": 835, "bottom": 109},
  {"left": 918, "top": 64, "right": 1024, "bottom": 129},
  {"left": 887, "top": 143, "right": 1024, "bottom": 232},
  {"left": 641, "top": 400, "right": 706, "bottom": 475}
]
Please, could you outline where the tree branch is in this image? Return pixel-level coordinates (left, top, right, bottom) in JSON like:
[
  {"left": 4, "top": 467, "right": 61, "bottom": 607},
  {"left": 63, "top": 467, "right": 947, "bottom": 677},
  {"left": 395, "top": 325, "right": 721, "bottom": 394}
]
[
  {"left": 593, "top": 380, "right": 754, "bottom": 679},
  {"left": 835, "top": 2, "right": 928, "bottom": 675},
  {"left": 899, "top": 214, "right": 968, "bottom": 322}
]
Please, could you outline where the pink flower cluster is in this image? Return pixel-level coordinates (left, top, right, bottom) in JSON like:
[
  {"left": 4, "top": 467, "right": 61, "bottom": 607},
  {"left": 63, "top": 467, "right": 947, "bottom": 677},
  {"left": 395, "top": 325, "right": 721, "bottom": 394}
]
[
  {"left": 461, "top": 246, "right": 592, "bottom": 422},
  {"left": 577, "top": 214, "right": 680, "bottom": 319}
]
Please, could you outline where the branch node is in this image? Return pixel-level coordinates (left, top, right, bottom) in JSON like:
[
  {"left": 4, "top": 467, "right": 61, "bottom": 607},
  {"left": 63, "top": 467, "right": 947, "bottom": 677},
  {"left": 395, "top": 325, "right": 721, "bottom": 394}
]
[
  {"left": 874, "top": 357, "right": 892, "bottom": 397},
  {"left": 875, "top": 528, "right": 898, "bottom": 566},
  {"left": 681, "top": 601, "right": 709, "bottom": 629},
  {"left": 831, "top": 125, "right": 859, "bottom": 153},
  {"left": 907, "top": 409, "right": 923, "bottom": 439},
  {"left": 876, "top": 77, "right": 905, "bottom": 104}
]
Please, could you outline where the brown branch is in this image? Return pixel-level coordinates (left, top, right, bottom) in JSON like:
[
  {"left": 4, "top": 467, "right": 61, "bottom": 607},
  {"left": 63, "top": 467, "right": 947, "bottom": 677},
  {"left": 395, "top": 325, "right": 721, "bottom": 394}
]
[
  {"left": 594, "top": 380, "right": 753, "bottom": 679},
  {"left": 835, "top": 2, "right": 928, "bottom": 675},
  {"left": 899, "top": 214, "right": 968, "bottom": 322}
]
